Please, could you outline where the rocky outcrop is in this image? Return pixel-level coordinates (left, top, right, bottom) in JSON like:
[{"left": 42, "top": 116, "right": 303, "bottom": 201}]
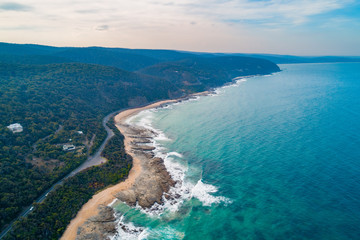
[
  {"left": 114, "top": 124, "right": 176, "bottom": 209},
  {"left": 131, "top": 145, "right": 156, "bottom": 151},
  {"left": 115, "top": 156, "right": 175, "bottom": 208},
  {"left": 76, "top": 205, "right": 116, "bottom": 240}
]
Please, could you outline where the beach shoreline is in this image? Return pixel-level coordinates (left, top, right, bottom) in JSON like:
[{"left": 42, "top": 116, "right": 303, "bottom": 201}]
[
  {"left": 59, "top": 74, "right": 261, "bottom": 239},
  {"left": 60, "top": 96, "right": 199, "bottom": 240},
  {"left": 60, "top": 76, "right": 257, "bottom": 239}
]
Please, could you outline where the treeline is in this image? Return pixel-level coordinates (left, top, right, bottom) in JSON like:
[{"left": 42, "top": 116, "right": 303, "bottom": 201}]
[{"left": 4, "top": 121, "right": 132, "bottom": 240}]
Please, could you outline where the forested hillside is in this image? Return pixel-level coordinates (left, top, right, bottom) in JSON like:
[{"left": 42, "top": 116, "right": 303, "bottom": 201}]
[
  {"left": 0, "top": 42, "right": 280, "bottom": 238},
  {"left": 2, "top": 42, "right": 357, "bottom": 69},
  {"left": 0, "top": 62, "right": 179, "bottom": 231},
  {"left": 138, "top": 56, "right": 280, "bottom": 92}
]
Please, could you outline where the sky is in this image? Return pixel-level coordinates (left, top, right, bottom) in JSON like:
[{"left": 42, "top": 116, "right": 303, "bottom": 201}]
[{"left": 0, "top": 0, "right": 360, "bottom": 55}]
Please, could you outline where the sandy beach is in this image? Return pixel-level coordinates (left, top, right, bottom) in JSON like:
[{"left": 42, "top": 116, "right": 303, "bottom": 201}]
[{"left": 60, "top": 99, "right": 178, "bottom": 240}]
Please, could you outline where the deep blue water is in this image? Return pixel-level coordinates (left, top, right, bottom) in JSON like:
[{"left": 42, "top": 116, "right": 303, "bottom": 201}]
[{"left": 114, "top": 63, "right": 360, "bottom": 240}]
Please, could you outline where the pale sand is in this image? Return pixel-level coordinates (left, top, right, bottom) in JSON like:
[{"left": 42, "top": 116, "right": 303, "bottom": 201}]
[{"left": 60, "top": 99, "right": 177, "bottom": 240}]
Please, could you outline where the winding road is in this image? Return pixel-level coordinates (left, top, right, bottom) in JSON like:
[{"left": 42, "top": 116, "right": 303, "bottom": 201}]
[{"left": 0, "top": 110, "right": 120, "bottom": 239}]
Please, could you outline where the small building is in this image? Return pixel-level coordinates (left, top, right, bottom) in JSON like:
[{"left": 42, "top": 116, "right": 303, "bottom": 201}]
[
  {"left": 63, "top": 144, "right": 76, "bottom": 151},
  {"left": 7, "top": 123, "right": 23, "bottom": 133},
  {"left": 76, "top": 131, "right": 83, "bottom": 135}
]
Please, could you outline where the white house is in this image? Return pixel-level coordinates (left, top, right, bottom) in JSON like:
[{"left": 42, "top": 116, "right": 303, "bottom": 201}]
[
  {"left": 7, "top": 123, "right": 23, "bottom": 133},
  {"left": 63, "top": 144, "right": 76, "bottom": 151}
]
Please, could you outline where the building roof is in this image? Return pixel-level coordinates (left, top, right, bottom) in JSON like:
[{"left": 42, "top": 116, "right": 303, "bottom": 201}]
[
  {"left": 7, "top": 123, "right": 23, "bottom": 133},
  {"left": 63, "top": 144, "right": 76, "bottom": 151}
]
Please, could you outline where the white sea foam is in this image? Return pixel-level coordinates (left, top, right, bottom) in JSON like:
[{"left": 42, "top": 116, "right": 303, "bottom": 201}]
[
  {"left": 111, "top": 215, "right": 148, "bottom": 240},
  {"left": 191, "top": 180, "right": 231, "bottom": 206},
  {"left": 236, "top": 78, "right": 247, "bottom": 83},
  {"left": 108, "top": 199, "right": 118, "bottom": 207},
  {"left": 213, "top": 77, "right": 249, "bottom": 96},
  {"left": 167, "top": 152, "right": 183, "bottom": 158},
  {"left": 125, "top": 115, "right": 137, "bottom": 125},
  {"left": 154, "top": 132, "right": 171, "bottom": 142},
  {"left": 155, "top": 96, "right": 202, "bottom": 111},
  {"left": 130, "top": 110, "right": 172, "bottom": 143},
  {"left": 135, "top": 110, "right": 153, "bottom": 129}
]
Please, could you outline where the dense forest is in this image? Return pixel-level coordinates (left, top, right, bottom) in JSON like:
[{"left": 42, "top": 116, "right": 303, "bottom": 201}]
[
  {"left": 4, "top": 120, "right": 132, "bottom": 240},
  {"left": 0, "top": 62, "right": 178, "bottom": 231},
  {"left": 0, "top": 42, "right": 280, "bottom": 238},
  {"left": 138, "top": 56, "right": 281, "bottom": 92}
]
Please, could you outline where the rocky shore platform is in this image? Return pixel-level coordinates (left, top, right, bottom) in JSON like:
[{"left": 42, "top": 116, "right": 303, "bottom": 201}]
[
  {"left": 75, "top": 115, "right": 176, "bottom": 240},
  {"left": 114, "top": 125, "right": 176, "bottom": 208},
  {"left": 62, "top": 95, "right": 211, "bottom": 240}
]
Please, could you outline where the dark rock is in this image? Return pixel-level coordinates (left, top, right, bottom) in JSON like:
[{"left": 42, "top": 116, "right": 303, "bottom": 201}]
[
  {"left": 76, "top": 205, "right": 116, "bottom": 240},
  {"left": 132, "top": 146, "right": 156, "bottom": 151},
  {"left": 115, "top": 190, "right": 137, "bottom": 206}
]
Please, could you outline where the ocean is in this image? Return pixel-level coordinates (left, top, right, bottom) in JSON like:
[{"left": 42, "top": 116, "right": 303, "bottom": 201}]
[{"left": 112, "top": 62, "right": 360, "bottom": 240}]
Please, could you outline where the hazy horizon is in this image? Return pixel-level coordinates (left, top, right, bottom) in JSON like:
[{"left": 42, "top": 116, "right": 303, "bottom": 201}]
[
  {"left": 3, "top": 41, "right": 360, "bottom": 57},
  {"left": 1, "top": 0, "right": 360, "bottom": 56}
]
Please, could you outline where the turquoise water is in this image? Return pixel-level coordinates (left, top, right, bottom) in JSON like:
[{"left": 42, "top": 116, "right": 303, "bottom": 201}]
[{"left": 113, "top": 63, "right": 360, "bottom": 240}]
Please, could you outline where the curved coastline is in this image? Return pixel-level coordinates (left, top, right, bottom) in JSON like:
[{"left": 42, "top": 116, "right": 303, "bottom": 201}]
[
  {"left": 60, "top": 99, "right": 179, "bottom": 240},
  {"left": 61, "top": 83, "right": 253, "bottom": 239},
  {"left": 60, "top": 75, "right": 266, "bottom": 239}
]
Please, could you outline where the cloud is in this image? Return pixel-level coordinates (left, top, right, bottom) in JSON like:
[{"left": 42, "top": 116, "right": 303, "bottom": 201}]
[
  {"left": 76, "top": 9, "right": 100, "bottom": 14},
  {"left": 95, "top": 25, "right": 109, "bottom": 31},
  {"left": 150, "top": 1, "right": 174, "bottom": 6},
  {"left": 0, "top": 0, "right": 358, "bottom": 55},
  {"left": 0, "top": 2, "right": 32, "bottom": 11},
  {"left": 173, "top": 0, "right": 355, "bottom": 26}
]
